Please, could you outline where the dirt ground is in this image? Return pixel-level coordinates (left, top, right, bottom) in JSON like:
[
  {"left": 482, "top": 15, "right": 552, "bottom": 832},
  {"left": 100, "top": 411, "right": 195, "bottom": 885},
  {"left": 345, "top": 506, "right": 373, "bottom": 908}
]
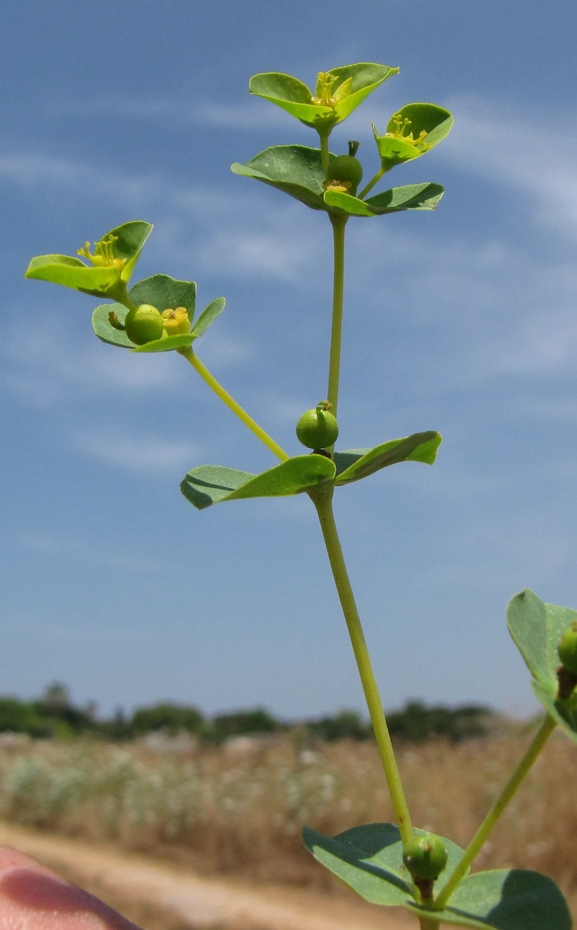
[{"left": 0, "top": 822, "right": 414, "bottom": 930}]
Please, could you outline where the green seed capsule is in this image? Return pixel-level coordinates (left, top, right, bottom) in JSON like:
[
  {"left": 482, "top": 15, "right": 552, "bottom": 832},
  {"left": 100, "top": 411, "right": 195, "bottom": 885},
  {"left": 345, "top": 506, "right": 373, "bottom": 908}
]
[
  {"left": 296, "top": 404, "right": 339, "bottom": 450},
  {"left": 558, "top": 622, "right": 577, "bottom": 676},
  {"left": 124, "top": 304, "right": 165, "bottom": 345},
  {"left": 326, "top": 155, "right": 363, "bottom": 194},
  {"left": 402, "top": 833, "right": 448, "bottom": 882}
]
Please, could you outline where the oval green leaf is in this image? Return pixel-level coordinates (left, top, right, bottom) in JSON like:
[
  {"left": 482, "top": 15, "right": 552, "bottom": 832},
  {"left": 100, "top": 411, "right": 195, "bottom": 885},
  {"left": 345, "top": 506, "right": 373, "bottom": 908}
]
[
  {"left": 191, "top": 297, "right": 226, "bottom": 339},
  {"left": 132, "top": 333, "right": 196, "bottom": 353},
  {"left": 507, "top": 589, "right": 577, "bottom": 690},
  {"left": 25, "top": 254, "right": 120, "bottom": 295},
  {"left": 410, "top": 869, "right": 571, "bottom": 930},
  {"left": 373, "top": 103, "right": 454, "bottom": 170},
  {"left": 365, "top": 183, "right": 445, "bottom": 214},
  {"left": 330, "top": 63, "right": 399, "bottom": 123},
  {"left": 232, "top": 145, "right": 330, "bottom": 210},
  {"left": 334, "top": 432, "right": 442, "bottom": 485},
  {"left": 92, "top": 303, "right": 133, "bottom": 348},
  {"left": 532, "top": 679, "right": 577, "bottom": 745},
  {"left": 109, "top": 220, "right": 153, "bottom": 283},
  {"left": 323, "top": 190, "right": 376, "bottom": 216},
  {"left": 181, "top": 456, "right": 336, "bottom": 511},
  {"left": 129, "top": 274, "right": 196, "bottom": 319},
  {"left": 303, "top": 823, "right": 464, "bottom": 907},
  {"left": 249, "top": 64, "right": 398, "bottom": 130}
]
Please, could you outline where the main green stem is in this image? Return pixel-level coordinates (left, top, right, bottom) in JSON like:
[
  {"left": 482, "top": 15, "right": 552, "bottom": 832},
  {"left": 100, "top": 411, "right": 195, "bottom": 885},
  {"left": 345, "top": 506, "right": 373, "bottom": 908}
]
[
  {"left": 326, "top": 216, "right": 347, "bottom": 417},
  {"left": 319, "top": 130, "right": 330, "bottom": 175},
  {"left": 178, "top": 347, "right": 289, "bottom": 463},
  {"left": 311, "top": 488, "right": 414, "bottom": 847},
  {"left": 435, "top": 713, "right": 557, "bottom": 908}
]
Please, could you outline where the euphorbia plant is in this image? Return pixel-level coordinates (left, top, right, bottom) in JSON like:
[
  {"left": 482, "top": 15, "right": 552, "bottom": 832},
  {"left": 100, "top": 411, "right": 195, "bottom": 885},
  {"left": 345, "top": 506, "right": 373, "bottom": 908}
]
[{"left": 25, "top": 61, "right": 575, "bottom": 930}]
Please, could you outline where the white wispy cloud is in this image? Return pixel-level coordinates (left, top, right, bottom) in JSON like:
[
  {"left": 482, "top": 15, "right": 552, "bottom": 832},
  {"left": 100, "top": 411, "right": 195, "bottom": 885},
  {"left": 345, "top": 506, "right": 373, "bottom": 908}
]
[
  {"left": 43, "top": 96, "right": 291, "bottom": 129},
  {"left": 73, "top": 428, "right": 202, "bottom": 473},
  {"left": 441, "top": 95, "right": 577, "bottom": 236}
]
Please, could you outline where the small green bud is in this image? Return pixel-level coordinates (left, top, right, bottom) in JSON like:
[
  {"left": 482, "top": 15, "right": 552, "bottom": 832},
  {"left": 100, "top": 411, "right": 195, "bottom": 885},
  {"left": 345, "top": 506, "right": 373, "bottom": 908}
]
[
  {"left": 558, "top": 622, "right": 577, "bottom": 677},
  {"left": 124, "top": 304, "right": 165, "bottom": 345},
  {"left": 402, "top": 833, "right": 448, "bottom": 882},
  {"left": 296, "top": 402, "right": 339, "bottom": 450},
  {"left": 325, "top": 155, "right": 363, "bottom": 195}
]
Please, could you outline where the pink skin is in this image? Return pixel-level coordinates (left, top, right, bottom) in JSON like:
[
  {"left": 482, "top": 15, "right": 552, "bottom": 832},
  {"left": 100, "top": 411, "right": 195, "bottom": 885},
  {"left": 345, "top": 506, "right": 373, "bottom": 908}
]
[{"left": 0, "top": 847, "right": 141, "bottom": 929}]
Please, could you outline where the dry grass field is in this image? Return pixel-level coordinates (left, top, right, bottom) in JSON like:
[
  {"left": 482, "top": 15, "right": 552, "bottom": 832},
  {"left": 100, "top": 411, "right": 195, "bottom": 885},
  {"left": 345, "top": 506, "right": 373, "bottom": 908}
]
[{"left": 0, "top": 726, "right": 575, "bottom": 908}]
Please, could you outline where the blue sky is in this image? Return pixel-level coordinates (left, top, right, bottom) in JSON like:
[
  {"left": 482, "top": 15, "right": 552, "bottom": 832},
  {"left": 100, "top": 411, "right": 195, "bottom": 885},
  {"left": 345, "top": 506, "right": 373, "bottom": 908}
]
[{"left": 2, "top": 0, "right": 577, "bottom": 720}]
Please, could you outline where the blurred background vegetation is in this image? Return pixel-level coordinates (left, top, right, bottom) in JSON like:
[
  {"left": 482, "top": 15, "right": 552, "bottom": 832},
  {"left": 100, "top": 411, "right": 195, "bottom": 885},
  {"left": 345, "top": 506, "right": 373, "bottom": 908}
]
[{"left": 0, "top": 682, "right": 495, "bottom": 744}]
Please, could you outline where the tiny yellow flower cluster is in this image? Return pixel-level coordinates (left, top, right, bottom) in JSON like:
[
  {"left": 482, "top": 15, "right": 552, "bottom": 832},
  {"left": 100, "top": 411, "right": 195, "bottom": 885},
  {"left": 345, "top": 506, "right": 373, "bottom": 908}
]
[
  {"left": 161, "top": 306, "right": 190, "bottom": 335},
  {"left": 385, "top": 114, "right": 430, "bottom": 151},
  {"left": 311, "top": 72, "right": 353, "bottom": 108},
  {"left": 322, "top": 179, "right": 352, "bottom": 193},
  {"left": 77, "top": 234, "right": 127, "bottom": 270}
]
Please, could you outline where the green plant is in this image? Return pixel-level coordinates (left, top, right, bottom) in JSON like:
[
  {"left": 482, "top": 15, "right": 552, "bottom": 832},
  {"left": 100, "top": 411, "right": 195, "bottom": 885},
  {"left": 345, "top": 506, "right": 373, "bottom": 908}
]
[{"left": 25, "top": 60, "right": 575, "bottom": 930}]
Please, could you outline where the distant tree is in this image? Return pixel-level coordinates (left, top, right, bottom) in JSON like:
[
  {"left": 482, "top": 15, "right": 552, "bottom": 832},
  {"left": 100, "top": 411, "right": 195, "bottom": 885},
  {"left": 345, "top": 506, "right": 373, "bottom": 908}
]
[
  {"left": 387, "top": 701, "right": 490, "bottom": 743},
  {"left": 209, "top": 708, "right": 281, "bottom": 743},
  {"left": 130, "top": 702, "right": 204, "bottom": 736},
  {"left": 34, "top": 682, "right": 95, "bottom": 735},
  {"left": 307, "top": 710, "right": 371, "bottom": 741},
  {"left": 0, "top": 698, "right": 49, "bottom": 737}
]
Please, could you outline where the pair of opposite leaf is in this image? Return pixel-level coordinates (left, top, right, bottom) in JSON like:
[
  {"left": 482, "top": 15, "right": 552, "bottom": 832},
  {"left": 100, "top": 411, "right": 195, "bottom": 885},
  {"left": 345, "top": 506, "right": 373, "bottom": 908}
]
[
  {"left": 240, "top": 63, "right": 454, "bottom": 218},
  {"left": 25, "top": 220, "right": 225, "bottom": 354}
]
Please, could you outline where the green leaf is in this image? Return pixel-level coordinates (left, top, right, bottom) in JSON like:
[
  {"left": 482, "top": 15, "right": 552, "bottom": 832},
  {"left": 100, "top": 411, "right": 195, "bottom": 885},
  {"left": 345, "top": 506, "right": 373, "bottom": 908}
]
[
  {"left": 334, "top": 431, "right": 442, "bottom": 485},
  {"left": 129, "top": 274, "right": 196, "bottom": 319},
  {"left": 249, "top": 72, "right": 330, "bottom": 124},
  {"left": 323, "top": 191, "right": 376, "bottom": 216},
  {"left": 373, "top": 104, "right": 454, "bottom": 170},
  {"left": 109, "top": 220, "right": 153, "bottom": 283},
  {"left": 507, "top": 589, "right": 577, "bottom": 690},
  {"left": 232, "top": 146, "right": 328, "bottom": 210},
  {"left": 250, "top": 64, "right": 398, "bottom": 130},
  {"left": 24, "top": 220, "right": 153, "bottom": 298},
  {"left": 91, "top": 303, "right": 133, "bottom": 348},
  {"left": 303, "top": 823, "right": 464, "bottom": 906},
  {"left": 191, "top": 297, "right": 226, "bottom": 339},
  {"left": 132, "top": 334, "right": 196, "bottom": 353},
  {"left": 410, "top": 869, "right": 571, "bottom": 930},
  {"left": 329, "top": 64, "right": 399, "bottom": 124},
  {"left": 181, "top": 456, "right": 336, "bottom": 511},
  {"left": 91, "top": 275, "right": 197, "bottom": 350},
  {"left": 323, "top": 183, "right": 445, "bottom": 217},
  {"left": 532, "top": 680, "right": 577, "bottom": 745},
  {"left": 303, "top": 825, "right": 571, "bottom": 930},
  {"left": 365, "top": 182, "right": 445, "bottom": 213},
  {"left": 25, "top": 254, "right": 120, "bottom": 295}
]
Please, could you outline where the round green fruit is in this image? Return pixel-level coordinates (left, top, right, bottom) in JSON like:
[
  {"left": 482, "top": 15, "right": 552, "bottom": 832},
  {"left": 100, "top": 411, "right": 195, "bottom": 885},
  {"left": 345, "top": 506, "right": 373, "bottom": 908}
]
[
  {"left": 296, "top": 406, "right": 339, "bottom": 450},
  {"left": 402, "top": 833, "right": 448, "bottom": 882},
  {"left": 326, "top": 155, "right": 363, "bottom": 193},
  {"left": 558, "top": 622, "right": 577, "bottom": 676},
  {"left": 124, "top": 304, "right": 165, "bottom": 345}
]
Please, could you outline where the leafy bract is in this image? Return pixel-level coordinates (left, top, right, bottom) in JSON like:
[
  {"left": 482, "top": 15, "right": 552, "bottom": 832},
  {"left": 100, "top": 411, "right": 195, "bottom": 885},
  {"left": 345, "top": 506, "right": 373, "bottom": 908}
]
[
  {"left": 92, "top": 275, "right": 197, "bottom": 351},
  {"left": 25, "top": 221, "right": 152, "bottom": 298},
  {"left": 249, "top": 63, "right": 398, "bottom": 130},
  {"left": 232, "top": 145, "right": 328, "bottom": 210},
  {"left": 507, "top": 589, "right": 577, "bottom": 689},
  {"left": 181, "top": 456, "right": 336, "bottom": 510},
  {"left": 507, "top": 589, "right": 577, "bottom": 743},
  {"left": 324, "top": 183, "right": 445, "bottom": 217},
  {"left": 191, "top": 297, "right": 226, "bottom": 339},
  {"left": 333, "top": 432, "right": 442, "bottom": 485},
  {"left": 303, "top": 823, "right": 463, "bottom": 906},
  {"left": 414, "top": 869, "right": 571, "bottom": 930},
  {"left": 373, "top": 104, "right": 454, "bottom": 170},
  {"left": 304, "top": 824, "right": 571, "bottom": 930},
  {"left": 232, "top": 147, "right": 445, "bottom": 217}
]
